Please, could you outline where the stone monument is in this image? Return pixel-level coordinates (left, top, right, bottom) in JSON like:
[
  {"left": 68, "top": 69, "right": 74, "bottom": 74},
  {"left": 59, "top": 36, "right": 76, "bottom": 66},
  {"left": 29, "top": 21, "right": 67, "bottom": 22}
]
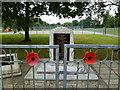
[
  {"left": 49, "top": 27, "right": 74, "bottom": 61},
  {"left": 24, "top": 27, "right": 98, "bottom": 87}
]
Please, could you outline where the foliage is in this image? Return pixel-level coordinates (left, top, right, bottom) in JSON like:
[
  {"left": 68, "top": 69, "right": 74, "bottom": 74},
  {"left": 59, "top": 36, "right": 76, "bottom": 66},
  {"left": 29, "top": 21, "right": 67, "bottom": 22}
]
[
  {"left": 72, "top": 20, "right": 79, "bottom": 26},
  {"left": 63, "top": 22, "right": 73, "bottom": 26},
  {"left": 2, "top": 1, "right": 120, "bottom": 42},
  {"left": 33, "top": 18, "right": 49, "bottom": 26},
  {"left": 103, "top": 11, "right": 115, "bottom": 28},
  {"left": 115, "top": 6, "right": 120, "bottom": 27},
  {"left": 79, "top": 17, "right": 101, "bottom": 28},
  {"left": 2, "top": 2, "right": 89, "bottom": 41}
]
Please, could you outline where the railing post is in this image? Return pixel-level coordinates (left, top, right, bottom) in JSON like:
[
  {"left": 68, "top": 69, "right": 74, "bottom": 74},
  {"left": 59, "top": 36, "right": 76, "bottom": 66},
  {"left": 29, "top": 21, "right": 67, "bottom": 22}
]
[
  {"left": 0, "top": 63, "right": 4, "bottom": 90},
  {"left": 63, "top": 45, "right": 68, "bottom": 89},
  {"left": 55, "top": 47, "right": 59, "bottom": 88}
]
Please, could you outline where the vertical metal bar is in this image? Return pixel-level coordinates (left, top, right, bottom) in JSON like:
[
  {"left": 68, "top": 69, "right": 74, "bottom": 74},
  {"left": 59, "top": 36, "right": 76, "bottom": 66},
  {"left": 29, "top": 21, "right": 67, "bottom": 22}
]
[
  {"left": 111, "top": 49, "right": 114, "bottom": 61},
  {"left": 44, "top": 63, "right": 46, "bottom": 89},
  {"left": 21, "top": 62, "right": 25, "bottom": 89},
  {"left": 94, "top": 29, "right": 95, "bottom": 34},
  {"left": 107, "top": 49, "right": 114, "bottom": 89},
  {"left": 118, "top": 76, "right": 120, "bottom": 90},
  {"left": 97, "top": 62, "right": 102, "bottom": 89},
  {"left": 87, "top": 65, "right": 90, "bottom": 89},
  {"left": 0, "top": 63, "right": 4, "bottom": 89},
  {"left": 31, "top": 49, "right": 35, "bottom": 89},
  {"left": 9, "top": 49, "right": 14, "bottom": 89},
  {"left": 118, "top": 62, "right": 120, "bottom": 90},
  {"left": 108, "top": 62, "right": 112, "bottom": 89},
  {"left": 63, "top": 46, "right": 68, "bottom": 88},
  {"left": 55, "top": 47, "right": 59, "bottom": 88},
  {"left": 32, "top": 66, "right": 35, "bottom": 90},
  {"left": 103, "top": 28, "right": 104, "bottom": 35},
  {"left": 76, "top": 62, "right": 79, "bottom": 89}
]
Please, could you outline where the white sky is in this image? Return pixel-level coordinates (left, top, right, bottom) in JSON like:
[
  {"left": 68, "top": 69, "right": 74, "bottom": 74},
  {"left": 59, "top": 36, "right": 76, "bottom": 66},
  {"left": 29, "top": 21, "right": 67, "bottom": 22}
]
[
  {"left": 40, "top": 2, "right": 118, "bottom": 24},
  {"left": 40, "top": 10, "right": 116, "bottom": 24},
  {"left": 40, "top": 9, "right": 116, "bottom": 24},
  {"left": 40, "top": 15, "right": 86, "bottom": 24}
]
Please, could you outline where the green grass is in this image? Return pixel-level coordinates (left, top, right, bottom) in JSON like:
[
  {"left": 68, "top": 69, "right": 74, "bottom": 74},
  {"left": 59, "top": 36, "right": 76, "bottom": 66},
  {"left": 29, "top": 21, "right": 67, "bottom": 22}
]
[
  {"left": 1, "top": 34, "right": 119, "bottom": 60},
  {"left": 1, "top": 34, "right": 119, "bottom": 45},
  {"left": 1, "top": 34, "right": 49, "bottom": 45},
  {"left": 74, "top": 34, "right": 119, "bottom": 45}
]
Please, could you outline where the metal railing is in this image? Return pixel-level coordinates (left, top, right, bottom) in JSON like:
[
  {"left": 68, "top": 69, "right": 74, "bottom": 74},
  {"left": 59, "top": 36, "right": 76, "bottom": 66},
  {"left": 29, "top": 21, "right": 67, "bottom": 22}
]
[
  {"left": 0, "top": 45, "right": 59, "bottom": 89},
  {"left": 63, "top": 44, "right": 120, "bottom": 89},
  {"left": 0, "top": 44, "right": 120, "bottom": 89}
]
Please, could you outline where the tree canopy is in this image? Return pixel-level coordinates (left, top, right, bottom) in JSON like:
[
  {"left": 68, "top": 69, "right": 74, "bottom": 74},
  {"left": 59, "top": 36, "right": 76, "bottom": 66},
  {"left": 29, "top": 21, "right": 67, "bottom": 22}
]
[
  {"left": 2, "top": 2, "right": 89, "bottom": 41},
  {"left": 2, "top": 1, "right": 120, "bottom": 42}
]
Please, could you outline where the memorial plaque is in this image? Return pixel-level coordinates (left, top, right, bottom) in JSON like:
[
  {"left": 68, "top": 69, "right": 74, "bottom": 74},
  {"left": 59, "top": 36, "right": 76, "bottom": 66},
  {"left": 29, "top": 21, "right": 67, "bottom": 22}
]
[{"left": 54, "top": 34, "right": 70, "bottom": 60}]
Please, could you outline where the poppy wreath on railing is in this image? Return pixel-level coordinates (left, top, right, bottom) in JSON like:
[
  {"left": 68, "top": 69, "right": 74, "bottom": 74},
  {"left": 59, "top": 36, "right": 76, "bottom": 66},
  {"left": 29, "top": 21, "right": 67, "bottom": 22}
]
[
  {"left": 26, "top": 52, "right": 39, "bottom": 66},
  {"left": 83, "top": 51, "right": 96, "bottom": 64}
]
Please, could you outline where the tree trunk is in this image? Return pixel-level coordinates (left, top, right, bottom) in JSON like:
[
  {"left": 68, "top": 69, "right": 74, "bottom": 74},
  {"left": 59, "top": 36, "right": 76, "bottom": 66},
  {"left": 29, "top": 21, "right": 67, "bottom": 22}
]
[
  {"left": 22, "top": 27, "right": 31, "bottom": 42},
  {"left": 22, "top": 2, "right": 31, "bottom": 42}
]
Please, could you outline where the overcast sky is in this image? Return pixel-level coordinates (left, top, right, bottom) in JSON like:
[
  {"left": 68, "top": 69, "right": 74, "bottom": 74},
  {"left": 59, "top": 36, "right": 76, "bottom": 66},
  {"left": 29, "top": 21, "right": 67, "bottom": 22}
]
[
  {"left": 40, "top": 15, "right": 86, "bottom": 24},
  {"left": 40, "top": 3, "right": 117, "bottom": 24}
]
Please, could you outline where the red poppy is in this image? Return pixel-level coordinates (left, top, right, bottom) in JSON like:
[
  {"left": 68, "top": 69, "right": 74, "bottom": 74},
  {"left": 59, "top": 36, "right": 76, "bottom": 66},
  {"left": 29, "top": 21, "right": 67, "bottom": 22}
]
[
  {"left": 26, "top": 52, "right": 39, "bottom": 66},
  {"left": 84, "top": 51, "right": 96, "bottom": 64}
]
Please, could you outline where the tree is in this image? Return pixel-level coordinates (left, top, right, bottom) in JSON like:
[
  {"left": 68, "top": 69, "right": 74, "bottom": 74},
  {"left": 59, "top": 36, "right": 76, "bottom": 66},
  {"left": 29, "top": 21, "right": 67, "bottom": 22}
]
[
  {"left": 79, "top": 17, "right": 101, "bottom": 28},
  {"left": 83, "top": 1, "right": 120, "bottom": 28},
  {"left": 63, "top": 22, "right": 73, "bottom": 26},
  {"left": 2, "top": 2, "right": 89, "bottom": 42},
  {"left": 2, "top": 1, "right": 120, "bottom": 42},
  {"left": 57, "top": 22, "right": 61, "bottom": 25},
  {"left": 72, "top": 20, "right": 78, "bottom": 26},
  {"left": 33, "top": 18, "right": 49, "bottom": 26},
  {"left": 115, "top": 6, "right": 120, "bottom": 27},
  {"left": 103, "top": 12, "right": 115, "bottom": 28}
]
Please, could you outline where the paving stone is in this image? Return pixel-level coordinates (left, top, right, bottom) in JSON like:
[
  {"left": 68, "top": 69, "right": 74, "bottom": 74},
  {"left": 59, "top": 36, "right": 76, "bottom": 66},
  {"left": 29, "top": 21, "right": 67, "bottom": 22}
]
[
  {"left": 105, "top": 63, "right": 119, "bottom": 68},
  {"left": 109, "top": 84, "right": 119, "bottom": 88},
  {"left": 99, "top": 85, "right": 108, "bottom": 88},
  {"left": 101, "top": 74, "right": 118, "bottom": 79},
  {"left": 104, "top": 79, "right": 118, "bottom": 85}
]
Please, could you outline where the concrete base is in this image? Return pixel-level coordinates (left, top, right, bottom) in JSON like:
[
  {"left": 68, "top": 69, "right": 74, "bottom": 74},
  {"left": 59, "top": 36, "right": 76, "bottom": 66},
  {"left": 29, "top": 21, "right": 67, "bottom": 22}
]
[
  {"left": 37, "top": 63, "right": 87, "bottom": 74},
  {"left": 24, "top": 60, "right": 98, "bottom": 81},
  {"left": 0, "top": 54, "right": 21, "bottom": 78},
  {"left": 0, "top": 72, "right": 21, "bottom": 78}
]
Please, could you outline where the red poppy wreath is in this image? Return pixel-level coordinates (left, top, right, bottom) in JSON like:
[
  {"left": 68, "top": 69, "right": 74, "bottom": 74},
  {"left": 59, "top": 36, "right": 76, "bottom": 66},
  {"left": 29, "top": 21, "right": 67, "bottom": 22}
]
[
  {"left": 84, "top": 51, "right": 96, "bottom": 64},
  {"left": 26, "top": 52, "right": 39, "bottom": 66}
]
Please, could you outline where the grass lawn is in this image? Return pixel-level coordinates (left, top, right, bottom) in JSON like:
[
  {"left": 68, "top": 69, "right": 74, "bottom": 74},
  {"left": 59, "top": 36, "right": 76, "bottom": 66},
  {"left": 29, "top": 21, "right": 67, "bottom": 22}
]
[
  {"left": 1, "top": 34, "right": 119, "bottom": 45},
  {"left": 1, "top": 34, "right": 119, "bottom": 60}
]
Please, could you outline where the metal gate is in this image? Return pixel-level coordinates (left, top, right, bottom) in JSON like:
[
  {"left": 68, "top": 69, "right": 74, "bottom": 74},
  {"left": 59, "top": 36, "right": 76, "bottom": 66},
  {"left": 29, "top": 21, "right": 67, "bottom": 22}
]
[
  {"left": 0, "top": 44, "right": 120, "bottom": 89},
  {"left": 63, "top": 44, "right": 120, "bottom": 89},
  {"left": 0, "top": 45, "right": 59, "bottom": 89}
]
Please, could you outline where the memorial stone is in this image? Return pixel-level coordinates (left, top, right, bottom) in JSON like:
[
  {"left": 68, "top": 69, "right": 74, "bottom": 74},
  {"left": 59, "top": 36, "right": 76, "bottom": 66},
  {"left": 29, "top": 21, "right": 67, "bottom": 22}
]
[{"left": 49, "top": 27, "right": 74, "bottom": 61}]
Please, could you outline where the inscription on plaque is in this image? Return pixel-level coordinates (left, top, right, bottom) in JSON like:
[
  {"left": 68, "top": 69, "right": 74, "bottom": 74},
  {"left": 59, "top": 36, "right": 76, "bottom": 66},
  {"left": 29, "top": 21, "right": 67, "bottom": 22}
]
[{"left": 54, "top": 34, "right": 70, "bottom": 60}]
